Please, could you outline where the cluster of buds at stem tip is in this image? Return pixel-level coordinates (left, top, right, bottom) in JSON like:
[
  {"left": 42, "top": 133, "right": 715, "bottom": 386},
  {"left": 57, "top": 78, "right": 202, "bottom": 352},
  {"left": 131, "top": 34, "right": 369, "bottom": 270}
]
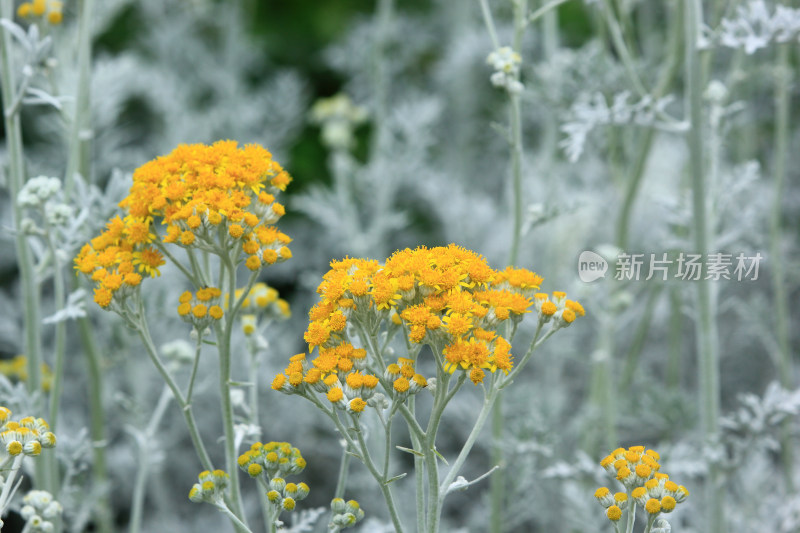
[
  {"left": 595, "top": 446, "right": 689, "bottom": 526},
  {"left": 329, "top": 498, "right": 365, "bottom": 530},
  {"left": 237, "top": 441, "right": 309, "bottom": 513},
  {"left": 20, "top": 490, "right": 62, "bottom": 533},
  {"left": 0, "top": 407, "right": 56, "bottom": 458},
  {"left": 188, "top": 470, "right": 230, "bottom": 504},
  {"left": 487, "top": 46, "right": 523, "bottom": 94},
  {"left": 309, "top": 93, "right": 368, "bottom": 151}
]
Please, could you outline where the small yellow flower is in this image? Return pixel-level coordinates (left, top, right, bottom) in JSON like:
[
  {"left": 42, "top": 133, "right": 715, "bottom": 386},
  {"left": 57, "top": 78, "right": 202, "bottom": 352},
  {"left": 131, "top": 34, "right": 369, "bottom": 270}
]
[{"left": 606, "top": 505, "right": 622, "bottom": 521}]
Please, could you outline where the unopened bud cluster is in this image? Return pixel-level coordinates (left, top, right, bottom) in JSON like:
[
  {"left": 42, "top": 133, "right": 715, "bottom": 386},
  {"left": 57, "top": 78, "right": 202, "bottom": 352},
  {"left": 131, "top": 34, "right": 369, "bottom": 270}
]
[
  {"left": 237, "top": 441, "right": 309, "bottom": 514},
  {"left": 309, "top": 94, "right": 368, "bottom": 150},
  {"left": 188, "top": 470, "right": 230, "bottom": 504},
  {"left": 20, "top": 490, "right": 62, "bottom": 533},
  {"left": 17, "top": 176, "right": 73, "bottom": 234},
  {"left": 329, "top": 498, "right": 365, "bottom": 530},
  {"left": 487, "top": 47, "right": 523, "bottom": 94},
  {"left": 0, "top": 407, "right": 56, "bottom": 459}
]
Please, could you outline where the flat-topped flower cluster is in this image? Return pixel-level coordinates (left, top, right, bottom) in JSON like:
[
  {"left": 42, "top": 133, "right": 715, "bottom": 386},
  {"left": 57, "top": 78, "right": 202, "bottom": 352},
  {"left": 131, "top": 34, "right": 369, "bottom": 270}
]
[
  {"left": 595, "top": 445, "right": 689, "bottom": 526},
  {"left": 74, "top": 141, "right": 292, "bottom": 309},
  {"left": 274, "top": 244, "right": 584, "bottom": 410}
]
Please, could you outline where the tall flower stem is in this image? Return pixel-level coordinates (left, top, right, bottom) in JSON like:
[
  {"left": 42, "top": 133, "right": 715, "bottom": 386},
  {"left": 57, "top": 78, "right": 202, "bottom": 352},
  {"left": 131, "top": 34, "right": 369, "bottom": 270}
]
[
  {"left": 771, "top": 42, "right": 794, "bottom": 493},
  {"left": 61, "top": 1, "right": 114, "bottom": 528},
  {"left": 586, "top": 0, "right": 681, "bottom": 455},
  {"left": 64, "top": 0, "right": 93, "bottom": 194},
  {"left": 1, "top": 0, "right": 45, "bottom": 490},
  {"left": 477, "top": 0, "right": 528, "bottom": 529},
  {"left": 42, "top": 224, "right": 66, "bottom": 500},
  {"left": 131, "top": 300, "right": 214, "bottom": 471},
  {"left": 42, "top": 223, "right": 66, "bottom": 435},
  {"left": 215, "top": 257, "right": 256, "bottom": 526},
  {"left": 76, "top": 315, "right": 113, "bottom": 533},
  {"left": 128, "top": 386, "right": 173, "bottom": 533},
  {"left": 685, "top": 1, "right": 723, "bottom": 531}
]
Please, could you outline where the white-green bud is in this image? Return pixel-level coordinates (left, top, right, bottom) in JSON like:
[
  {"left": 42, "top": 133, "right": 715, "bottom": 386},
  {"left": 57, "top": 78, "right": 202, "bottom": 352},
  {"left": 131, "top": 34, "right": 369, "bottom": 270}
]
[{"left": 331, "top": 498, "right": 346, "bottom": 514}]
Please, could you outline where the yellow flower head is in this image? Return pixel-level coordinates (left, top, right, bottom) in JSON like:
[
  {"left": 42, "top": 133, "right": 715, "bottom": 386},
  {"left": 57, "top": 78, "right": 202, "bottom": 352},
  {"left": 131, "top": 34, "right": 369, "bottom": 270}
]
[{"left": 76, "top": 141, "right": 291, "bottom": 309}]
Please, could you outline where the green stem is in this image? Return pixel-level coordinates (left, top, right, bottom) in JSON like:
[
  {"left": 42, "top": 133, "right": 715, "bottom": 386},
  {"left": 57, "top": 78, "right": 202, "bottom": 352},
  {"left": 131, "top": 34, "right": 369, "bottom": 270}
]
[
  {"left": 246, "top": 338, "right": 260, "bottom": 439},
  {"left": 132, "top": 300, "right": 214, "bottom": 471},
  {"left": 0, "top": 454, "right": 24, "bottom": 514},
  {"left": 39, "top": 225, "right": 64, "bottom": 500},
  {"left": 256, "top": 477, "right": 273, "bottom": 533},
  {"left": 771, "top": 42, "right": 794, "bottom": 493},
  {"left": 75, "top": 311, "right": 113, "bottom": 533},
  {"left": 216, "top": 502, "right": 255, "bottom": 533},
  {"left": 45, "top": 228, "right": 66, "bottom": 434},
  {"left": 437, "top": 387, "right": 499, "bottom": 511},
  {"left": 351, "top": 415, "right": 406, "bottom": 533},
  {"left": 1, "top": 0, "right": 46, "bottom": 492},
  {"left": 216, "top": 258, "right": 247, "bottom": 523},
  {"left": 64, "top": 0, "right": 94, "bottom": 194},
  {"left": 601, "top": 0, "right": 647, "bottom": 98},
  {"left": 684, "top": 1, "right": 722, "bottom": 532},
  {"left": 424, "top": 365, "right": 449, "bottom": 533},
  {"left": 624, "top": 498, "right": 635, "bottom": 533},
  {"left": 489, "top": 0, "right": 528, "bottom": 525},
  {"left": 620, "top": 285, "right": 662, "bottom": 391},
  {"left": 185, "top": 334, "right": 203, "bottom": 403},
  {"left": 333, "top": 443, "right": 352, "bottom": 499},
  {"left": 0, "top": 0, "right": 43, "bottom": 402},
  {"left": 408, "top": 396, "right": 426, "bottom": 533},
  {"left": 128, "top": 386, "right": 172, "bottom": 533},
  {"left": 154, "top": 242, "right": 198, "bottom": 284},
  {"left": 642, "top": 514, "right": 655, "bottom": 533},
  {"left": 666, "top": 287, "right": 683, "bottom": 388},
  {"left": 528, "top": 0, "right": 570, "bottom": 25},
  {"left": 371, "top": 0, "right": 394, "bottom": 156}
]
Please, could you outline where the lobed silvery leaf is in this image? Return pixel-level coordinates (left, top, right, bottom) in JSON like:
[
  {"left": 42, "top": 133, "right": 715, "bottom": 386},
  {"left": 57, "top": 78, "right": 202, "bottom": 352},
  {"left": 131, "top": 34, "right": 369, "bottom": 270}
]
[
  {"left": 0, "top": 18, "right": 32, "bottom": 53},
  {"left": 285, "top": 507, "right": 326, "bottom": 533},
  {"left": 717, "top": 0, "right": 800, "bottom": 54},
  {"left": 23, "top": 87, "right": 68, "bottom": 110},
  {"left": 42, "top": 289, "right": 88, "bottom": 325}
]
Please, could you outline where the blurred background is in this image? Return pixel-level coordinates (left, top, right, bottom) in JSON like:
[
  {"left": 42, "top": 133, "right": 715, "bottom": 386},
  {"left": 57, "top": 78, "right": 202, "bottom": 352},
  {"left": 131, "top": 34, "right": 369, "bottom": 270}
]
[{"left": 1, "top": 0, "right": 798, "bottom": 531}]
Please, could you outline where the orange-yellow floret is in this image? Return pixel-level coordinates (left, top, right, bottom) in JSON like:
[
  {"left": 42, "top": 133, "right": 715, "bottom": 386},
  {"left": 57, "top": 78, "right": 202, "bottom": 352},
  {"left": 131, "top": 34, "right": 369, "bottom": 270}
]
[
  {"left": 75, "top": 141, "right": 292, "bottom": 309},
  {"left": 327, "top": 387, "right": 344, "bottom": 403},
  {"left": 645, "top": 498, "right": 661, "bottom": 514},
  {"left": 606, "top": 505, "right": 622, "bottom": 521}
]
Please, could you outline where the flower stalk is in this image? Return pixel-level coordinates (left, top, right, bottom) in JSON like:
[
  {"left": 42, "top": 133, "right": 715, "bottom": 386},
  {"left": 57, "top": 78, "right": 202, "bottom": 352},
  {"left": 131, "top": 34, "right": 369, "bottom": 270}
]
[{"left": 684, "top": 1, "right": 723, "bottom": 531}]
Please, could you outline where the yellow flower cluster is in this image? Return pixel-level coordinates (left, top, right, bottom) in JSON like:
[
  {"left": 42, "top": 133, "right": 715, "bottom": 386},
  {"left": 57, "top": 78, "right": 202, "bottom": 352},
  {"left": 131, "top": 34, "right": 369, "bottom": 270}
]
[
  {"left": 0, "top": 355, "right": 53, "bottom": 392},
  {"left": 17, "top": 0, "right": 63, "bottom": 25},
  {"left": 177, "top": 287, "right": 224, "bottom": 327},
  {"left": 595, "top": 446, "right": 689, "bottom": 522},
  {"left": 75, "top": 141, "right": 291, "bottom": 308},
  {"left": 0, "top": 407, "right": 56, "bottom": 458},
  {"left": 237, "top": 442, "right": 309, "bottom": 513},
  {"left": 385, "top": 357, "right": 428, "bottom": 396},
  {"left": 285, "top": 244, "right": 582, "bottom": 387},
  {"left": 188, "top": 469, "right": 230, "bottom": 504},
  {"left": 271, "top": 351, "right": 383, "bottom": 413},
  {"left": 234, "top": 282, "right": 291, "bottom": 336}
]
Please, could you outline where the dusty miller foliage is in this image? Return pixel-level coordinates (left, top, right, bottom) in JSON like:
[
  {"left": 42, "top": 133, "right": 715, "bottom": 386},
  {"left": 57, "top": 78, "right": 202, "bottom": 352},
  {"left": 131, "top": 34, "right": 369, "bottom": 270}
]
[{"left": 0, "top": 0, "right": 799, "bottom": 531}]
